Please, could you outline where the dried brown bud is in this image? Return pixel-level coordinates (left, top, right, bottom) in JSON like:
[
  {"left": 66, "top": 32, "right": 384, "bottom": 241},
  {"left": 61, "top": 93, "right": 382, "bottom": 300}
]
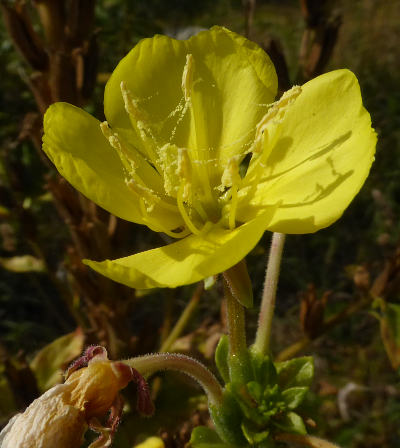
[
  {"left": 353, "top": 265, "right": 370, "bottom": 291},
  {"left": 300, "top": 284, "right": 329, "bottom": 339}
]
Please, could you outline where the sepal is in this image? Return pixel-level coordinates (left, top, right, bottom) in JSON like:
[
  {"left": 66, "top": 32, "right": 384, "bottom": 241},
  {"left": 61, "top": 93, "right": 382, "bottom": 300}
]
[{"left": 215, "top": 335, "right": 230, "bottom": 384}]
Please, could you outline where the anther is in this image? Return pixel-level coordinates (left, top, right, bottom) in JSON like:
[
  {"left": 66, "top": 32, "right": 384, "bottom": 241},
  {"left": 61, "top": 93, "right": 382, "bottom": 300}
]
[
  {"left": 120, "top": 81, "right": 161, "bottom": 171},
  {"left": 253, "top": 85, "right": 302, "bottom": 148},
  {"left": 220, "top": 157, "right": 241, "bottom": 230},
  {"left": 120, "top": 81, "right": 149, "bottom": 122},
  {"left": 221, "top": 157, "right": 241, "bottom": 188},
  {"left": 177, "top": 184, "right": 201, "bottom": 235},
  {"left": 127, "top": 180, "right": 160, "bottom": 204},
  {"left": 100, "top": 121, "right": 136, "bottom": 174},
  {"left": 176, "top": 148, "right": 192, "bottom": 202},
  {"left": 181, "top": 54, "right": 194, "bottom": 102}
]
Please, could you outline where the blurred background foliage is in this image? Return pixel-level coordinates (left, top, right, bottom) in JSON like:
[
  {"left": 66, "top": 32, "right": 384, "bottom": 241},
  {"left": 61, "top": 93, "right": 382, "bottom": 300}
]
[{"left": 0, "top": 0, "right": 400, "bottom": 447}]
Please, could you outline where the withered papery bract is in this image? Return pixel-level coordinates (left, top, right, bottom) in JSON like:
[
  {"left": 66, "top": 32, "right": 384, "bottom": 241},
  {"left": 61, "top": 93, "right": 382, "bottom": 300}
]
[
  {"left": 0, "top": 384, "right": 85, "bottom": 448},
  {"left": 0, "top": 348, "right": 139, "bottom": 448}
]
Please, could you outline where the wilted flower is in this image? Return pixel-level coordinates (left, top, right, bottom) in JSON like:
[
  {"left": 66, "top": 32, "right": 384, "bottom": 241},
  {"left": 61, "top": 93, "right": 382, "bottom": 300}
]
[
  {"left": 0, "top": 346, "right": 152, "bottom": 448},
  {"left": 42, "top": 27, "right": 376, "bottom": 289}
]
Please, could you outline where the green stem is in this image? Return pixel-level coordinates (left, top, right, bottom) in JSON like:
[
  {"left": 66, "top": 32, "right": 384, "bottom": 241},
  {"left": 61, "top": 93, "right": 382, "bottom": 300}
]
[
  {"left": 224, "top": 278, "right": 247, "bottom": 358},
  {"left": 223, "top": 277, "right": 251, "bottom": 383},
  {"left": 253, "top": 232, "right": 286, "bottom": 355},
  {"left": 125, "top": 353, "right": 223, "bottom": 406},
  {"left": 160, "top": 283, "right": 203, "bottom": 353}
]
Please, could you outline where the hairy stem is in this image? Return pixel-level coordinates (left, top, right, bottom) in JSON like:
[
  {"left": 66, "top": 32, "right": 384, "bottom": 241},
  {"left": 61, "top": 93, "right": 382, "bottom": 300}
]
[
  {"left": 125, "top": 353, "right": 223, "bottom": 406},
  {"left": 253, "top": 232, "right": 286, "bottom": 355},
  {"left": 224, "top": 278, "right": 247, "bottom": 358},
  {"left": 223, "top": 276, "right": 252, "bottom": 383}
]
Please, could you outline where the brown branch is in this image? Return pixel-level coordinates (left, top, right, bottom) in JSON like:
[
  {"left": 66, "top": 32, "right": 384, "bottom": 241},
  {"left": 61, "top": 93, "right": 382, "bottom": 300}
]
[
  {"left": 298, "top": 0, "right": 342, "bottom": 82},
  {"left": 0, "top": 2, "right": 48, "bottom": 70}
]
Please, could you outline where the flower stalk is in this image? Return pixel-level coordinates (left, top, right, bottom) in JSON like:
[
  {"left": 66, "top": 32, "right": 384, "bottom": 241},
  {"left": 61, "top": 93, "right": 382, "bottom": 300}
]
[
  {"left": 223, "top": 275, "right": 254, "bottom": 383},
  {"left": 253, "top": 232, "right": 286, "bottom": 355},
  {"left": 125, "top": 353, "right": 223, "bottom": 406}
]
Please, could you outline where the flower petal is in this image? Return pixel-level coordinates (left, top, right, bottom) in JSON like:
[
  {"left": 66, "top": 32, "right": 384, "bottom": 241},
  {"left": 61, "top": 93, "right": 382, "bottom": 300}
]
[
  {"left": 83, "top": 210, "right": 275, "bottom": 289},
  {"left": 104, "top": 27, "right": 277, "bottom": 173},
  {"left": 237, "top": 70, "right": 376, "bottom": 233},
  {"left": 43, "top": 102, "right": 144, "bottom": 224}
]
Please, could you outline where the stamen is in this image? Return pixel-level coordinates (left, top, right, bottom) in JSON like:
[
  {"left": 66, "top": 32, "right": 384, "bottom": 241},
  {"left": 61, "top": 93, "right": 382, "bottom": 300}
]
[
  {"left": 221, "top": 157, "right": 241, "bottom": 189},
  {"left": 221, "top": 157, "right": 241, "bottom": 230},
  {"left": 229, "top": 185, "right": 238, "bottom": 230},
  {"left": 100, "top": 121, "right": 136, "bottom": 175},
  {"left": 120, "top": 81, "right": 149, "bottom": 122},
  {"left": 120, "top": 81, "right": 160, "bottom": 169},
  {"left": 199, "top": 220, "right": 213, "bottom": 235},
  {"left": 181, "top": 54, "right": 193, "bottom": 102},
  {"left": 177, "top": 184, "right": 202, "bottom": 235},
  {"left": 127, "top": 180, "right": 178, "bottom": 212},
  {"left": 252, "top": 85, "right": 302, "bottom": 155},
  {"left": 242, "top": 85, "right": 302, "bottom": 189},
  {"left": 192, "top": 200, "right": 208, "bottom": 222},
  {"left": 138, "top": 198, "right": 189, "bottom": 238},
  {"left": 176, "top": 148, "right": 192, "bottom": 202}
]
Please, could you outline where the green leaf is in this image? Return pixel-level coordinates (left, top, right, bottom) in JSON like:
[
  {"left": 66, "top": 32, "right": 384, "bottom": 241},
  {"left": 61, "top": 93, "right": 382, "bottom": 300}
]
[
  {"left": 30, "top": 328, "right": 84, "bottom": 392},
  {"left": 281, "top": 387, "right": 308, "bottom": 410},
  {"left": 209, "top": 389, "right": 247, "bottom": 446},
  {"left": 241, "top": 420, "right": 269, "bottom": 444},
  {"left": 275, "top": 357, "right": 314, "bottom": 389},
  {"left": 228, "top": 382, "right": 266, "bottom": 426},
  {"left": 215, "top": 335, "right": 230, "bottom": 384},
  {"left": 250, "top": 352, "right": 277, "bottom": 387},
  {"left": 273, "top": 412, "right": 307, "bottom": 435},
  {"left": 246, "top": 381, "right": 262, "bottom": 402},
  {"left": 189, "top": 427, "right": 230, "bottom": 448}
]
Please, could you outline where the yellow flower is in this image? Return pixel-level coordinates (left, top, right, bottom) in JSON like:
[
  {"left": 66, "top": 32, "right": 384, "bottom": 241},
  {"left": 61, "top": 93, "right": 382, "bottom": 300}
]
[
  {"left": 0, "top": 347, "right": 136, "bottom": 448},
  {"left": 42, "top": 27, "right": 376, "bottom": 289}
]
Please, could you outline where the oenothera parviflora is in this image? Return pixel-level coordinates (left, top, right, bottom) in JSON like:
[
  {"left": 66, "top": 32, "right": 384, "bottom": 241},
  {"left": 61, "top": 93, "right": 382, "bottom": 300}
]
[{"left": 42, "top": 26, "right": 376, "bottom": 289}]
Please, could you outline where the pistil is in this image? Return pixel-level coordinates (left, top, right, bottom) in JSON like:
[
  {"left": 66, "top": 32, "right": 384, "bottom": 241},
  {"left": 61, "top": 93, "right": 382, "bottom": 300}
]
[{"left": 181, "top": 54, "right": 218, "bottom": 216}]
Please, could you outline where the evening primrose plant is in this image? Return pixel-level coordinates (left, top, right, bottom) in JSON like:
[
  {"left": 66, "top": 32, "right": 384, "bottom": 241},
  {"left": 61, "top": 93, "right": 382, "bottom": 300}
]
[
  {"left": 42, "top": 26, "right": 375, "bottom": 290},
  {"left": 35, "top": 26, "right": 376, "bottom": 448}
]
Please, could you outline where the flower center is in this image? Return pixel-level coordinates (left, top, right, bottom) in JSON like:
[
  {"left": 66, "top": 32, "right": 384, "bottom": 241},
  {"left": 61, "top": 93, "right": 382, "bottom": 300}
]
[{"left": 100, "top": 54, "right": 301, "bottom": 238}]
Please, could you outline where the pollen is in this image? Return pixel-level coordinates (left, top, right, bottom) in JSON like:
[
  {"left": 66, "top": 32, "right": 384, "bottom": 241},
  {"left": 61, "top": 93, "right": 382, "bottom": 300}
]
[{"left": 100, "top": 60, "right": 298, "bottom": 239}]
